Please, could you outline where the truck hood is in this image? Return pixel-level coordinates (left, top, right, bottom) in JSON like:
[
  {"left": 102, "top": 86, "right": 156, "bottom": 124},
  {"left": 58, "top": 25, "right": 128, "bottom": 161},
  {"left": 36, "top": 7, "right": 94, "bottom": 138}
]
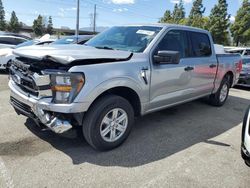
[{"left": 13, "top": 44, "right": 133, "bottom": 65}]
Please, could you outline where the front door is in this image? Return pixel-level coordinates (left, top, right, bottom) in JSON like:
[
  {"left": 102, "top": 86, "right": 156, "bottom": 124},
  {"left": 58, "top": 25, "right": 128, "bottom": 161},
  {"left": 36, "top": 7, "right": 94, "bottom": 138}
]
[{"left": 149, "top": 29, "right": 194, "bottom": 112}]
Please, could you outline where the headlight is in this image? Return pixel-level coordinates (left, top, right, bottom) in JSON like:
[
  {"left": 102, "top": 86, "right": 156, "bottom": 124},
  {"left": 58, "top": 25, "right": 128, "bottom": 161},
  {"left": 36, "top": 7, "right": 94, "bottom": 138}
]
[{"left": 50, "top": 73, "right": 85, "bottom": 104}]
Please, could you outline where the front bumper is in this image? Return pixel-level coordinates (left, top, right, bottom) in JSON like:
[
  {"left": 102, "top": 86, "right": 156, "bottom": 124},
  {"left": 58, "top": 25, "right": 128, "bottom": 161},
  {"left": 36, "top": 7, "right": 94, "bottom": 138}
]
[
  {"left": 241, "top": 106, "right": 250, "bottom": 163},
  {"left": 9, "top": 80, "right": 88, "bottom": 133}
]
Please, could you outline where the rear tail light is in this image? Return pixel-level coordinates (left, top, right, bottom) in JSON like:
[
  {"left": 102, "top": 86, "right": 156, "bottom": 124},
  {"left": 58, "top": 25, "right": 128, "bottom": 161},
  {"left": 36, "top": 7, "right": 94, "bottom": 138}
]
[{"left": 236, "top": 60, "right": 243, "bottom": 73}]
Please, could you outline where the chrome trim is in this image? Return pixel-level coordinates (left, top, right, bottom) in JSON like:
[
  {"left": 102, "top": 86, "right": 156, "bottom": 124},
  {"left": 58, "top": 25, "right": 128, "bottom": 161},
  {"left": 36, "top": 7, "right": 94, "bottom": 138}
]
[{"left": 32, "top": 73, "right": 51, "bottom": 86}]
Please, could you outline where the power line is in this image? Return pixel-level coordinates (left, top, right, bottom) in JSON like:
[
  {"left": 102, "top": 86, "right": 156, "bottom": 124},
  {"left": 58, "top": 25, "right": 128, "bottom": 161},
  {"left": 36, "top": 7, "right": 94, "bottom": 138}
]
[
  {"left": 82, "top": 0, "right": 159, "bottom": 20},
  {"left": 5, "top": 11, "right": 89, "bottom": 20}
]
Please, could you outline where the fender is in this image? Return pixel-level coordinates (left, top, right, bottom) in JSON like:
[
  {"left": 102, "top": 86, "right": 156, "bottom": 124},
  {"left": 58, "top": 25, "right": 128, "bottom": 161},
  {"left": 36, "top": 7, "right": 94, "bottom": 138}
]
[{"left": 74, "top": 77, "right": 149, "bottom": 113}]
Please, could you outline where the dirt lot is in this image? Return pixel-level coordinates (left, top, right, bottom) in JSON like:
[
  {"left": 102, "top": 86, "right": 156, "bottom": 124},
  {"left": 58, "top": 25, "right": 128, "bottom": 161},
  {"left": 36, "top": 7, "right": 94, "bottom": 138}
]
[{"left": 0, "top": 72, "right": 250, "bottom": 188}]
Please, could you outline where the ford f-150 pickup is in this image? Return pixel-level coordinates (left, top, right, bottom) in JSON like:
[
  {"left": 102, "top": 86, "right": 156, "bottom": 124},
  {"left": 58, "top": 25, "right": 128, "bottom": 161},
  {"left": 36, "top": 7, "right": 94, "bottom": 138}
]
[{"left": 8, "top": 24, "right": 242, "bottom": 150}]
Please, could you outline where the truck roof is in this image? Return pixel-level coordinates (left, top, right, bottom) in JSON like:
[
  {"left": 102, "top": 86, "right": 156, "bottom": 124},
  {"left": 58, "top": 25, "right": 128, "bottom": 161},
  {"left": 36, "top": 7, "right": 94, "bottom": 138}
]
[{"left": 124, "top": 23, "right": 208, "bottom": 33}]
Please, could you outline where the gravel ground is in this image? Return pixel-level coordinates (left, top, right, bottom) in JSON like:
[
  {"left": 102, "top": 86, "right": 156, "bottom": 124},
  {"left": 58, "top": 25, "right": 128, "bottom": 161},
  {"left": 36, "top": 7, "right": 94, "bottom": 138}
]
[{"left": 0, "top": 73, "right": 250, "bottom": 188}]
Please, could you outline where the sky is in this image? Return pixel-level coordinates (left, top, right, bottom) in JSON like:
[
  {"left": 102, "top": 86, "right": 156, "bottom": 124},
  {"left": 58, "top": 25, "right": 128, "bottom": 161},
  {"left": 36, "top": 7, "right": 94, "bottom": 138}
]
[{"left": 2, "top": 0, "right": 244, "bottom": 30}]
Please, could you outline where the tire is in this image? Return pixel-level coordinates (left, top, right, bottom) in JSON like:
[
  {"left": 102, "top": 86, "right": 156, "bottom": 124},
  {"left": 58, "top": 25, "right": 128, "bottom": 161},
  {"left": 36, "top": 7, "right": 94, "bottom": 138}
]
[
  {"left": 245, "top": 160, "right": 250, "bottom": 167},
  {"left": 82, "top": 95, "right": 134, "bottom": 151},
  {"left": 208, "top": 75, "right": 230, "bottom": 107}
]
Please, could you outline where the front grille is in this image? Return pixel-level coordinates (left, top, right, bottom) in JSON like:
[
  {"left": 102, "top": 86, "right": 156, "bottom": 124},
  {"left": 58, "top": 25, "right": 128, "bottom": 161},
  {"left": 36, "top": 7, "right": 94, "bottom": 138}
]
[
  {"left": 10, "top": 97, "right": 34, "bottom": 118},
  {"left": 9, "top": 68, "right": 39, "bottom": 97},
  {"left": 10, "top": 58, "right": 52, "bottom": 99}
]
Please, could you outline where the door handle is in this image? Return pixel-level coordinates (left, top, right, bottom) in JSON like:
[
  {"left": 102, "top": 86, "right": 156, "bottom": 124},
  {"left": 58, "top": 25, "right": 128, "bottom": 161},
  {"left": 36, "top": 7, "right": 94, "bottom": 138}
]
[
  {"left": 184, "top": 66, "right": 194, "bottom": 71},
  {"left": 209, "top": 64, "right": 217, "bottom": 68},
  {"left": 141, "top": 67, "right": 148, "bottom": 85}
]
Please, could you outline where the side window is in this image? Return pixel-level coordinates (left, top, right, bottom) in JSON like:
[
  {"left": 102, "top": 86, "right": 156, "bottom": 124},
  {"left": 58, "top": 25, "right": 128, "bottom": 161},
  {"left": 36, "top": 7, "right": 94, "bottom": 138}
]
[
  {"left": 14, "top": 38, "right": 27, "bottom": 45},
  {"left": 78, "top": 40, "right": 88, "bottom": 44},
  {"left": 37, "top": 41, "right": 53, "bottom": 45},
  {"left": 156, "top": 30, "right": 189, "bottom": 58},
  {"left": 190, "top": 32, "right": 211, "bottom": 57},
  {"left": 0, "top": 37, "right": 14, "bottom": 45},
  {"left": 244, "top": 50, "right": 250, "bottom": 56}
]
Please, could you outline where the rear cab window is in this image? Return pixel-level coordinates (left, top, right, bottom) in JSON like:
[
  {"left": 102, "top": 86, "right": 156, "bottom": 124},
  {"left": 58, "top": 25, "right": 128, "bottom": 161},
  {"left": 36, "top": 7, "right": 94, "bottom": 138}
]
[
  {"left": 189, "top": 32, "right": 212, "bottom": 57},
  {"left": 244, "top": 50, "right": 250, "bottom": 56}
]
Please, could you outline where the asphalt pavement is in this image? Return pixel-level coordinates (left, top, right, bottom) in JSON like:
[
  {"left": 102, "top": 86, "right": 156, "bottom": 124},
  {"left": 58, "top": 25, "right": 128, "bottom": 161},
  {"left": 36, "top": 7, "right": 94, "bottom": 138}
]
[{"left": 0, "top": 72, "right": 250, "bottom": 188}]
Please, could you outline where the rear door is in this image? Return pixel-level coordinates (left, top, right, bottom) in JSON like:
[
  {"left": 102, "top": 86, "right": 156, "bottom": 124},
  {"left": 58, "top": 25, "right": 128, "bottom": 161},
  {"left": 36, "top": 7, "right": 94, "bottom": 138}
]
[{"left": 187, "top": 31, "right": 218, "bottom": 95}]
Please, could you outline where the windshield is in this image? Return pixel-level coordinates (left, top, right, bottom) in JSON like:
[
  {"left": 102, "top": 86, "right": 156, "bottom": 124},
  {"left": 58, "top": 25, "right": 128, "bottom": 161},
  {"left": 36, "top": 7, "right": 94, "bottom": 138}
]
[
  {"left": 15, "top": 40, "right": 37, "bottom": 49},
  {"left": 85, "top": 26, "right": 162, "bottom": 53},
  {"left": 52, "top": 36, "right": 77, "bottom": 45}
]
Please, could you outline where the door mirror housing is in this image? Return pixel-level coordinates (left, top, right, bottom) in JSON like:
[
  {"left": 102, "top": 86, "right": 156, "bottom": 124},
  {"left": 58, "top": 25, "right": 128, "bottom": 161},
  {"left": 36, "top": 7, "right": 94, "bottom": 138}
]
[{"left": 154, "top": 51, "right": 180, "bottom": 64}]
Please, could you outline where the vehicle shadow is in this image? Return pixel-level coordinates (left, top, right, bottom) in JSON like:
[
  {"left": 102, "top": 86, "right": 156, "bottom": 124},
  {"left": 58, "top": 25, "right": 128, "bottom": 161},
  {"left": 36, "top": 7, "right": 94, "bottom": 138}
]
[
  {"left": 234, "top": 85, "right": 250, "bottom": 92},
  {"left": 0, "top": 70, "right": 8, "bottom": 75},
  {"left": 24, "top": 95, "right": 249, "bottom": 167}
]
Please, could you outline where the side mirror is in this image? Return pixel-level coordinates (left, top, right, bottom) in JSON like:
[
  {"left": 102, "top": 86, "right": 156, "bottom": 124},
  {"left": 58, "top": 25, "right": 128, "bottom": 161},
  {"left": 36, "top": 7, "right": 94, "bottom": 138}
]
[{"left": 154, "top": 50, "right": 180, "bottom": 64}]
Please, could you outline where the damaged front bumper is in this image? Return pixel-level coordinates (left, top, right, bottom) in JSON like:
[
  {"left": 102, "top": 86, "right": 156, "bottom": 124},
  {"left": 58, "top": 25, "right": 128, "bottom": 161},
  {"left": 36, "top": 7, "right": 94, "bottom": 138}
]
[
  {"left": 241, "top": 106, "right": 250, "bottom": 165},
  {"left": 9, "top": 80, "right": 88, "bottom": 133}
]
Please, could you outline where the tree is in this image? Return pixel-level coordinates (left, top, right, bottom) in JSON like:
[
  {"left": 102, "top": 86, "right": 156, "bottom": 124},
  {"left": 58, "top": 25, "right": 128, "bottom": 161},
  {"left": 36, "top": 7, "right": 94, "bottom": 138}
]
[
  {"left": 188, "top": 0, "right": 206, "bottom": 28},
  {"left": 207, "top": 0, "right": 230, "bottom": 45},
  {"left": 159, "top": 10, "right": 173, "bottom": 23},
  {"left": 32, "top": 15, "right": 45, "bottom": 36},
  {"left": 7, "top": 11, "right": 21, "bottom": 33},
  {"left": 172, "top": 0, "right": 185, "bottom": 24},
  {"left": 230, "top": 0, "right": 250, "bottom": 46},
  {"left": 0, "top": 0, "right": 6, "bottom": 31},
  {"left": 47, "top": 16, "right": 53, "bottom": 34}
]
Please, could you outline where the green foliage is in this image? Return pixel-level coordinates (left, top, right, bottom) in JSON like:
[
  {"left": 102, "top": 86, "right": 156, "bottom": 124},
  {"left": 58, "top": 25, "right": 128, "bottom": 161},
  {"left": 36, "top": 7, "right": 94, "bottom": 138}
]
[
  {"left": 0, "top": 0, "right": 6, "bottom": 31},
  {"left": 188, "top": 0, "right": 206, "bottom": 28},
  {"left": 7, "top": 11, "right": 21, "bottom": 33},
  {"left": 47, "top": 16, "right": 53, "bottom": 35},
  {"left": 230, "top": 0, "right": 250, "bottom": 46},
  {"left": 160, "top": 0, "right": 185, "bottom": 24},
  {"left": 159, "top": 10, "right": 173, "bottom": 23},
  {"left": 56, "top": 31, "right": 65, "bottom": 38},
  {"left": 178, "top": 18, "right": 188, "bottom": 25},
  {"left": 32, "top": 15, "right": 45, "bottom": 36},
  {"left": 172, "top": 0, "right": 185, "bottom": 23},
  {"left": 208, "top": 0, "right": 230, "bottom": 45}
]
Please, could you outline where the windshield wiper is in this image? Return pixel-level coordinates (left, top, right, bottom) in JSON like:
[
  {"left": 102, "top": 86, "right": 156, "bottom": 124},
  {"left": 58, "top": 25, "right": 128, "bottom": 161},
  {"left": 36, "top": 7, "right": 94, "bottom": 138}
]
[{"left": 94, "top": 46, "right": 115, "bottom": 50}]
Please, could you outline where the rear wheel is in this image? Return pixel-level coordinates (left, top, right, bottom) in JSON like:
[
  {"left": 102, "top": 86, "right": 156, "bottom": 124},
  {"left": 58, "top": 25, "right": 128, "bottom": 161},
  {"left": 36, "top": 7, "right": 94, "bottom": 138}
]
[
  {"left": 82, "top": 95, "right": 134, "bottom": 151},
  {"left": 209, "top": 75, "right": 230, "bottom": 106}
]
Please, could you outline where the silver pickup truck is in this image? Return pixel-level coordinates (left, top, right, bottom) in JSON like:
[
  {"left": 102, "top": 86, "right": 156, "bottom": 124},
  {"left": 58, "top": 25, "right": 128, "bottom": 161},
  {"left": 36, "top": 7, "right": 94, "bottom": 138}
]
[{"left": 8, "top": 24, "right": 242, "bottom": 151}]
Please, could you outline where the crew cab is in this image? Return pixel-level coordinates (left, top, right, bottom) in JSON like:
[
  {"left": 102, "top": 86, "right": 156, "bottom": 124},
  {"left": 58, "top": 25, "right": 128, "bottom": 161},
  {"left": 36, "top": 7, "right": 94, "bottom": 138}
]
[{"left": 8, "top": 24, "right": 242, "bottom": 150}]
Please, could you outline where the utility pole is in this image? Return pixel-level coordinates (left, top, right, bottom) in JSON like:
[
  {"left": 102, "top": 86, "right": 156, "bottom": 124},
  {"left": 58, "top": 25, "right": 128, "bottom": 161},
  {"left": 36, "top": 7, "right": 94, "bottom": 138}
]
[
  {"left": 75, "top": 0, "right": 80, "bottom": 40},
  {"left": 93, "top": 4, "right": 96, "bottom": 33}
]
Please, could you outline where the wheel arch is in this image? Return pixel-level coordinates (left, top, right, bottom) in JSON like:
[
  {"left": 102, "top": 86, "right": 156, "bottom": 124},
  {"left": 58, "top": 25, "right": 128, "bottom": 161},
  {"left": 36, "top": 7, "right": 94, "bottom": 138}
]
[
  {"left": 89, "top": 86, "right": 142, "bottom": 117},
  {"left": 224, "top": 71, "right": 234, "bottom": 87}
]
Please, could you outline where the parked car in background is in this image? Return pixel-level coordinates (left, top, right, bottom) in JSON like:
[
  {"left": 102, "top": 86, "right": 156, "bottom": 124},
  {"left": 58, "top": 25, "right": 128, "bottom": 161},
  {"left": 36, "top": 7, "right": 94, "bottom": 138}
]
[
  {"left": 226, "top": 47, "right": 250, "bottom": 56},
  {"left": 0, "top": 35, "right": 30, "bottom": 49},
  {"left": 237, "top": 57, "right": 250, "bottom": 87},
  {"left": 241, "top": 105, "right": 250, "bottom": 167},
  {"left": 0, "top": 39, "right": 55, "bottom": 71},
  {"left": 51, "top": 35, "right": 94, "bottom": 45},
  {"left": 9, "top": 24, "right": 242, "bottom": 150}
]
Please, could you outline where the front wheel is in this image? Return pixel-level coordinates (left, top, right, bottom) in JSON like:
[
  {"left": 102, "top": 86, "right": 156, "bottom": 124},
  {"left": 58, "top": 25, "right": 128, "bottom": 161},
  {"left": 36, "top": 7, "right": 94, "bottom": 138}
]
[
  {"left": 82, "top": 95, "right": 134, "bottom": 151},
  {"left": 208, "top": 76, "right": 230, "bottom": 106}
]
